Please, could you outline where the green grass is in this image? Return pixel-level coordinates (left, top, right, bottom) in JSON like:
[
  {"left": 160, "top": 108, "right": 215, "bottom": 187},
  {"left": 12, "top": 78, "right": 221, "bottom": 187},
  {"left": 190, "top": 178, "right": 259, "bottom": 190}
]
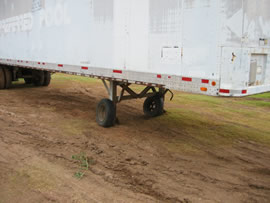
[
  {"left": 160, "top": 92, "right": 270, "bottom": 149},
  {"left": 9, "top": 165, "right": 57, "bottom": 191},
  {"left": 55, "top": 118, "right": 92, "bottom": 137},
  {"left": 52, "top": 73, "right": 98, "bottom": 84},
  {"left": 237, "top": 100, "right": 270, "bottom": 108},
  {"left": 12, "top": 78, "right": 25, "bottom": 84},
  {"left": 248, "top": 92, "right": 270, "bottom": 99}
]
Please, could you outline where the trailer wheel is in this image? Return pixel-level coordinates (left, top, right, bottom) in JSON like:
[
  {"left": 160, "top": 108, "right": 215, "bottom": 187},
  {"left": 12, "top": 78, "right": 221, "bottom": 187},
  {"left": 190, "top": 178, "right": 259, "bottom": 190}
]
[
  {"left": 33, "top": 70, "right": 45, "bottom": 86},
  {"left": 0, "top": 67, "right": 5, "bottom": 89},
  {"left": 143, "top": 95, "right": 164, "bottom": 117},
  {"left": 3, "top": 68, "right": 12, "bottom": 89},
  {"left": 24, "top": 78, "right": 33, "bottom": 84},
  {"left": 96, "top": 99, "right": 116, "bottom": 127},
  {"left": 43, "top": 71, "right": 51, "bottom": 86}
]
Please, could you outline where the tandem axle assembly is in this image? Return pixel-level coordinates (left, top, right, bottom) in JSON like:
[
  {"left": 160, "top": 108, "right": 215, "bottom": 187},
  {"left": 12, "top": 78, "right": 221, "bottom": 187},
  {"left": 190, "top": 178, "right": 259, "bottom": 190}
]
[
  {"left": 96, "top": 80, "right": 173, "bottom": 127},
  {"left": 0, "top": 66, "right": 51, "bottom": 89}
]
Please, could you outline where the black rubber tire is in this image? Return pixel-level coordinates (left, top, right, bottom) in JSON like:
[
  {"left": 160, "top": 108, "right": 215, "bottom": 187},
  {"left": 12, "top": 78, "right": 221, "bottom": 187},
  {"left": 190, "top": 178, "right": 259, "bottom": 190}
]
[
  {"left": 24, "top": 78, "right": 33, "bottom": 84},
  {"left": 3, "top": 68, "right": 12, "bottom": 89},
  {"left": 143, "top": 95, "right": 164, "bottom": 117},
  {"left": 43, "top": 71, "right": 51, "bottom": 86},
  {"left": 0, "top": 67, "right": 5, "bottom": 89},
  {"left": 33, "top": 70, "right": 45, "bottom": 86},
  {"left": 96, "top": 99, "right": 116, "bottom": 127}
]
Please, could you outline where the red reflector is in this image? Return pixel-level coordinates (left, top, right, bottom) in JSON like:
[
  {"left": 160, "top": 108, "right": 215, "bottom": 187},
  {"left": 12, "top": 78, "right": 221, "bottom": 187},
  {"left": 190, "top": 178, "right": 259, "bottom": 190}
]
[
  {"left": 81, "top": 67, "right": 88, "bottom": 70},
  {"left": 182, "top": 77, "right": 192, "bottom": 82},
  {"left": 113, "top": 70, "right": 122, "bottom": 74},
  {"left": 242, "top": 90, "right": 247, "bottom": 94},
  {"left": 168, "top": 76, "right": 171, "bottom": 79},
  {"left": 219, "top": 89, "right": 230, "bottom": 94},
  {"left": 42, "top": 63, "right": 45, "bottom": 65},
  {"left": 58, "top": 64, "right": 63, "bottom": 67},
  {"left": 157, "top": 74, "right": 162, "bottom": 78},
  {"left": 202, "top": 79, "right": 209, "bottom": 84},
  {"left": 38, "top": 62, "right": 41, "bottom": 64}
]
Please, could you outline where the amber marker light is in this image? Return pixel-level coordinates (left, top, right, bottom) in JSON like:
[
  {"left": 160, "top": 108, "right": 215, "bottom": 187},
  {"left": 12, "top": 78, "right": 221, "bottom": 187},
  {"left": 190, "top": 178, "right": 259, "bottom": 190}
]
[
  {"left": 212, "top": 81, "right": 216, "bottom": 86},
  {"left": 200, "top": 87, "right": 208, "bottom": 92}
]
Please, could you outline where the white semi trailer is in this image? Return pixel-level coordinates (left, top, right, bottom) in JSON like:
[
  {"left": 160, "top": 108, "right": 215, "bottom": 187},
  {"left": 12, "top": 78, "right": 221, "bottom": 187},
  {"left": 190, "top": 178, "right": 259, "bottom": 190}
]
[{"left": 0, "top": 0, "right": 270, "bottom": 127}]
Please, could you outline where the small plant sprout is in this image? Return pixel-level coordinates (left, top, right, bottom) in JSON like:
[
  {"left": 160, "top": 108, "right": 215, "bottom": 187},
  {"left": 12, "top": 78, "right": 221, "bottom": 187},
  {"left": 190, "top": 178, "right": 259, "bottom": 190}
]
[{"left": 72, "top": 152, "right": 91, "bottom": 179}]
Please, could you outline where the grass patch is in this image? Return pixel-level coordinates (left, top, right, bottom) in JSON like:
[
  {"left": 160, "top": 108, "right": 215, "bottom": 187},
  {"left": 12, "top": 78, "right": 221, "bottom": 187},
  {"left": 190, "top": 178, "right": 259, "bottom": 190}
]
[
  {"left": 9, "top": 165, "right": 57, "bottom": 192},
  {"left": 248, "top": 92, "right": 270, "bottom": 99},
  {"left": 12, "top": 78, "right": 25, "bottom": 84},
  {"left": 159, "top": 90, "right": 270, "bottom": 150},
  {"left": 174, "top": 93, "right": 227, "bottom": 107},
  {"left": 56, "top": 118, "right": 91, "bottom": 137},
  {"left": 52, "top": 73, "right": 98, "bottom": 84},
  {"left": 237, "top": 100, "right": 270, "bottom": 108}
]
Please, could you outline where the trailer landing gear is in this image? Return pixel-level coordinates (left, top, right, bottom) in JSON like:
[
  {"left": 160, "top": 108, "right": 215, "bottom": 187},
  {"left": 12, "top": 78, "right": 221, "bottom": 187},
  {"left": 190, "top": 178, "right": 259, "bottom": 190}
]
[
  {"left": 96, "top": 80, "right": 173, "bottom": 127},
  {"left": 96, "top": 99, "right": 116, "bottom": 127},
  {"left": 143, "top": 95, "right": 164, "bottom": 117}
]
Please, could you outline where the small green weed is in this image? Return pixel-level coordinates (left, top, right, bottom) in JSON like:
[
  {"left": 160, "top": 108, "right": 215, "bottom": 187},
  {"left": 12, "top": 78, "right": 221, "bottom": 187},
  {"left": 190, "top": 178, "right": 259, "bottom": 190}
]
[
  {"left": 72, "top": 152, "right": 94, "bottom": 179},
  {"left": 74, "top": 171, "right": 85, "bottom": 179}
]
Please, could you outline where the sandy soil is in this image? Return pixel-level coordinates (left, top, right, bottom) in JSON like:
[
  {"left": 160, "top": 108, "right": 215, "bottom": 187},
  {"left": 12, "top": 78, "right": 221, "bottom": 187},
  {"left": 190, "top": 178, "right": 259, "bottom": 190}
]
[{"left": 0, "top": 78, "right": 270, "bottom": 203}]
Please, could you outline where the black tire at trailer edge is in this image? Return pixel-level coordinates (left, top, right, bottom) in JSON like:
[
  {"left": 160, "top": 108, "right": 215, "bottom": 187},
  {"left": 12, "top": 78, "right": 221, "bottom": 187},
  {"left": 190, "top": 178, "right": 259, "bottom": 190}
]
[
  {"left": 24, "top": 78, "right": 33, "bottom": 84},
  {"left": 143, "top": 95, "right": 164, "bottom": 117},
  {"left": 96, "top": 99, "right": 116, "bottom": 127},
  {"left": 43, "top": 71, "right": 51, "bottom": 86},
  {"left": 0, "top": 67, "right": 5, "bottom": 89},
  {"left": 3, "top": 67, "right": 12, "bottom": 89},
  {"left": 33, "top": 70, "right": 45, "bottom": 86}
]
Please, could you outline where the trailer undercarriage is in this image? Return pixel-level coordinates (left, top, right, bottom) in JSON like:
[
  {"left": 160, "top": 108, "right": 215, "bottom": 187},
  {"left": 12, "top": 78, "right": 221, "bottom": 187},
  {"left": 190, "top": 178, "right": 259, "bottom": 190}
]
[{"left": 0, "top": 65, "right": 172, "bottom": 127}]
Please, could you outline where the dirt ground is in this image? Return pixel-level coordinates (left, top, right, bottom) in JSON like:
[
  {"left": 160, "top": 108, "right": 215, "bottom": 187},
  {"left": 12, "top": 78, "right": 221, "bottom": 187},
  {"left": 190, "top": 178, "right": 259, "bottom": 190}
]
[{"left": 0, "top": 74, "right": 270, "bottom": 203}]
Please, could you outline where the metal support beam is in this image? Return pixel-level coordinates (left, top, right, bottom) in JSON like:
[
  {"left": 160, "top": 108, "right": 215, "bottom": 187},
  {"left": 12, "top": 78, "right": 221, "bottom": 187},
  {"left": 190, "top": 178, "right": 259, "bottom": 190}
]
[
  {"left": 109, "top": 80, "right": 117, "bottom": 104},
  {"left": 102, "top": 80, "right": 110, "bottom": 96},
  {"left": 118, "top": 84, "right": 159, "bottom": 102},
  {"left": 102, "top": 79, "right": 172, "bottom": 103}
]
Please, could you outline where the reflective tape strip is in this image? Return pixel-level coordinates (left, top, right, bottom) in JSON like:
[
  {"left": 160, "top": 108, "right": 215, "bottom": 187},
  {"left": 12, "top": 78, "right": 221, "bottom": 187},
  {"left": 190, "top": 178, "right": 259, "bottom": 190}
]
[
  {"left": 113, "top": 70, "right": 122, "bottom": 74},
  {"left": 219, "top": 89, "right": 230, "bottom": 94},
  {"left": 182, "top": 77, "right": 192, "bottom": 82},
  {"left": 202, "top": 79, "right": 209, "bottom": 84}
]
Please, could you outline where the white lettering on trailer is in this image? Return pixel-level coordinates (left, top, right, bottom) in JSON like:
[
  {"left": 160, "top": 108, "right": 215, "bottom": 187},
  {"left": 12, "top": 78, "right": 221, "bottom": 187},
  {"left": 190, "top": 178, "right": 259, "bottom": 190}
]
[
  {"left": 0, "top": 1, "right": 71, "bottom": 34},
  {"left": 40, "top": 2, "right": 71, "bottom": 27},
  {"left": 32, "top": 0, "right": 43, "bottom": 12},
  {"left": 0, "top": 13, "right": 33, "bottom": 34}
]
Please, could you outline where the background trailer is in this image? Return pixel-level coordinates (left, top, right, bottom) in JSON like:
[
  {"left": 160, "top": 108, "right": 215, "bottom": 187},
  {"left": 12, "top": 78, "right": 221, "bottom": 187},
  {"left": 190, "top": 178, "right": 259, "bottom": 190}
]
[{"left": 0, "top": 0, "right": 270, "bottom": 127}]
